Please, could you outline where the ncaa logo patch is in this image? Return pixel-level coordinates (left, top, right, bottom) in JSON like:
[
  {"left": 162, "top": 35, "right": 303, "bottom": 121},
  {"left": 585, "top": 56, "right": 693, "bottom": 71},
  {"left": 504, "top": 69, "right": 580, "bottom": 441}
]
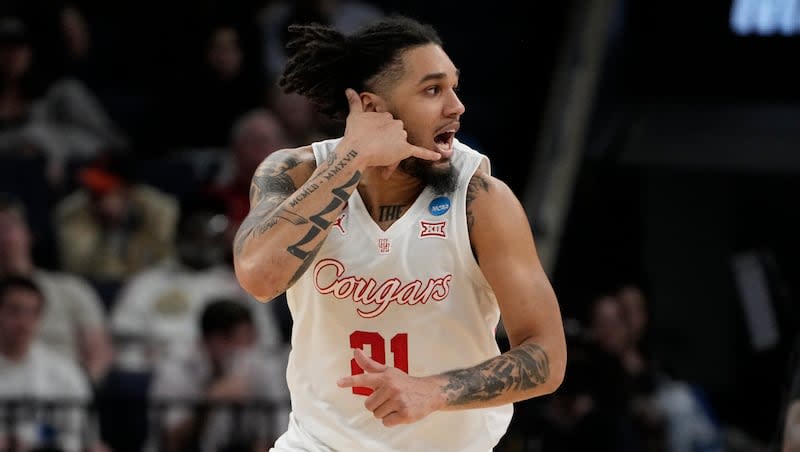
[{"left": 428, "top": 196, "right": 451, "bottom": 216}]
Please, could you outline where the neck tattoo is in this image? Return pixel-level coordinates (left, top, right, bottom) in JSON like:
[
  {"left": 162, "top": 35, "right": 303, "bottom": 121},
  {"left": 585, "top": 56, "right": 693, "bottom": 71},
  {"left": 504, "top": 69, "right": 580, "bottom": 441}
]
[{"left": 378, "top": 205, "right": 405, "bottom": 222}]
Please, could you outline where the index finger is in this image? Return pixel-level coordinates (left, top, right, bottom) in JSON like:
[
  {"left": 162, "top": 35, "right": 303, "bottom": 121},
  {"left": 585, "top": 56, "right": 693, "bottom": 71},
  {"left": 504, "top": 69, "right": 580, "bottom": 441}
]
[
  {"left": 345, "top": 88, "right": 364, "bottom": 113},
  {"left": 337, "top": 372, "right": 380, "bottom": 389}
]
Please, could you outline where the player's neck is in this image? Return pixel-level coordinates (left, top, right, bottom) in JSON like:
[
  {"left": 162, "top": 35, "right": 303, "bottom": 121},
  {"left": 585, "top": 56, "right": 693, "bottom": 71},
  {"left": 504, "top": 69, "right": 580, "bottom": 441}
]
[
  {"left": 358, "top": 168, "right": 424, "bottom": 206},
  {"left": 357, "top": 169, "right": 425, "bottom": 227}
]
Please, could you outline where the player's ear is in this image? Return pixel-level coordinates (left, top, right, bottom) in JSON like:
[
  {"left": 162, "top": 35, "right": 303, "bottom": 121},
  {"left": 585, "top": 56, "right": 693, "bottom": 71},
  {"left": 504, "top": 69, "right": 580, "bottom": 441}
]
[{"left": 360, "top": 92, "right": 386, "bottom": 113}]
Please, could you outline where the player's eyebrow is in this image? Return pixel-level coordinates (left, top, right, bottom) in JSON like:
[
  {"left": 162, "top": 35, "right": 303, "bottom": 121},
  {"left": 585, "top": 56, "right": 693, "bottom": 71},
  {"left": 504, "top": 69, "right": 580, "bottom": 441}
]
[{"left": 417, "top": 69, "right": 460, "bottom": 85}]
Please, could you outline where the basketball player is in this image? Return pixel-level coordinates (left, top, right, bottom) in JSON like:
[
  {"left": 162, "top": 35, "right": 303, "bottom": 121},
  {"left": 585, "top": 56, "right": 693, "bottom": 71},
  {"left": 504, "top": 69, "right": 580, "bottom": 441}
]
[{"left": 233, "top": 15, "right": 567, "bottom": 451}]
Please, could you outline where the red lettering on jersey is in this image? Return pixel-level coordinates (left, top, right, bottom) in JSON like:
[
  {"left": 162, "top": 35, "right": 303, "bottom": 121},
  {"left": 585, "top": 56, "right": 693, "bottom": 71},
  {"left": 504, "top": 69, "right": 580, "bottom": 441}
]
[
  {"left": 313, "top": 258, "right": 451, "bottom": 318},
  {"left": 419, "top": 220, "right": 447, "bottom": 238}
]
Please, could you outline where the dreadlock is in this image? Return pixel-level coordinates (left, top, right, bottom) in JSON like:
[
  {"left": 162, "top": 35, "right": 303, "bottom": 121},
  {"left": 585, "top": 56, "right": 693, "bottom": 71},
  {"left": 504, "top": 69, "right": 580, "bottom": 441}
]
[{"left": 278, "top": 14, "right": 442, "bottom": 122}]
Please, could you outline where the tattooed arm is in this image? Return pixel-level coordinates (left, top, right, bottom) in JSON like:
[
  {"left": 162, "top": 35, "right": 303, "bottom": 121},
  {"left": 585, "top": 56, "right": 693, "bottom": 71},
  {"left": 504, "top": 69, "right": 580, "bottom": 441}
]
[
  {"left": 233, "top": 146, "right": 365, "bottom": 301},
  {"left": 433, "top": 169, "right": 566, "bottom": 408},
  {"left": 233, "top": 89, "right": 442, "bottom": 302}
]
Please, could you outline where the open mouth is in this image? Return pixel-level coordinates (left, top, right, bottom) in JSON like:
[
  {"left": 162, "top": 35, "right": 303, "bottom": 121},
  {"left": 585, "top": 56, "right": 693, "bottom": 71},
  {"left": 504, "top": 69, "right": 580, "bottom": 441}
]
[{"left": 434, "top": 131, "right": 455, "bottom": 156}]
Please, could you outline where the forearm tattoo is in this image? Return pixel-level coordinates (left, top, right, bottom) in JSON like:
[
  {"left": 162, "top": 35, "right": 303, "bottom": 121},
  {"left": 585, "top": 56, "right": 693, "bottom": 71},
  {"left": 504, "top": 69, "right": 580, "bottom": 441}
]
[
  {"left": 286, "top": 171, "right": 360, "bottom": 258},
  {"left": 285, "top": 169, "right": 360, "bottom": 285},
  {"left": 440, "top": 342, "right": 550, "bottom": 406},
  {"left": 234, "top": 150, "right": 361, "bottom": 261}
]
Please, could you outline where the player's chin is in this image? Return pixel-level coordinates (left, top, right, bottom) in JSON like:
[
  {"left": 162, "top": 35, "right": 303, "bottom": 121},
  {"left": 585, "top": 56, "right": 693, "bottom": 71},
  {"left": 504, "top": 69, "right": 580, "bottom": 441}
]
[{"left": 429, "top": 157, "right": 452, "bottom": 169}]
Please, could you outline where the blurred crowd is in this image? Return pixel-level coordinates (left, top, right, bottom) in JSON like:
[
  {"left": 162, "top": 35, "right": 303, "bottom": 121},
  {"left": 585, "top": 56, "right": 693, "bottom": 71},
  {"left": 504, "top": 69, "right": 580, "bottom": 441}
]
[
  {"left": 0, "top": 1, "right": 792, "bottom": 452},
  {"left": 0, "top": 1, "right": 385, "bottom": 450}
]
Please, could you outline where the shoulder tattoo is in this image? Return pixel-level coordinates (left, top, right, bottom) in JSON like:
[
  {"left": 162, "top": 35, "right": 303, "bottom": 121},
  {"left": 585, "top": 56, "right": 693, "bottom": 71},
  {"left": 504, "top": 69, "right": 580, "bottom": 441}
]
[{"left": 466, "top": 174, "right": 490, "bottom": 231}]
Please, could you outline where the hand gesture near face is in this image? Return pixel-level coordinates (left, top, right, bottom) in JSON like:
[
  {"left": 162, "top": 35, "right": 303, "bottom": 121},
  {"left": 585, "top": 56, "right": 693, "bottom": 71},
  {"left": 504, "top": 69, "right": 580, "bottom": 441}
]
[{"left": 342, "top": 88, "right": 440, "bottom": 178}]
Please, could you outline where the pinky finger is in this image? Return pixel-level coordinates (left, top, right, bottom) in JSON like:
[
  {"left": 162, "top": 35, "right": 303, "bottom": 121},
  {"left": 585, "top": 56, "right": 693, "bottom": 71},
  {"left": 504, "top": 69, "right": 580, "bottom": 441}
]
[{"left": 409, "top": 145, "right": 442, "bottom": 162}]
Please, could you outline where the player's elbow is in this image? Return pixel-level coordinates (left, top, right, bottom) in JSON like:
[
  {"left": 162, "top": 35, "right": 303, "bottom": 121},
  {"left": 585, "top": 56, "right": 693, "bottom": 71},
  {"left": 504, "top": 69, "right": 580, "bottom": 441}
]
[
  {"left": 234, "top": 255, "right": 283, "bottom": 303},
  {"left": 542, "top": 354, "right": 566, "bottom": 395},
  {"left": 528, "top": 338, "right": 567, "bottom": 397},
  {"left": 545, "top": 337, "right": 568, "bottom": 394}
]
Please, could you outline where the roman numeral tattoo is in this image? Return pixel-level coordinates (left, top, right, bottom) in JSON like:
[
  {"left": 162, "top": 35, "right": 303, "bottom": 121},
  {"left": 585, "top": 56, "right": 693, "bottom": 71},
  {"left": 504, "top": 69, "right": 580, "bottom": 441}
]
[
  {"left": 234, "top": 149, "right": 361, "bottom": 287},
  {"left": 286, "top": 171, "right": 360, "bottom": 285}
]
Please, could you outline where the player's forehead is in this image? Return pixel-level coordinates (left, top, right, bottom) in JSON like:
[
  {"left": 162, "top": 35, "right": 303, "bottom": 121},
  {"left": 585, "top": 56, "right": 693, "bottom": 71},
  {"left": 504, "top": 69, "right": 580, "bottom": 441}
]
[{"left": 398, "top": 44, "right": 459, "bottom": 85}]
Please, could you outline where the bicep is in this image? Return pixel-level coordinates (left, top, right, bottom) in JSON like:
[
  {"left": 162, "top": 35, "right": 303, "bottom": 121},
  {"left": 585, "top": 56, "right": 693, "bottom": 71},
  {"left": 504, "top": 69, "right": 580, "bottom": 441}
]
[
  {"left": 469, "top": 178, "right": 562, "bottom": 348},
  {"left": 234, "top": 149, "right": 315, "bottom": 253},
  {"left": 247, "top": 149, "right": 314, "bottom": 211}
]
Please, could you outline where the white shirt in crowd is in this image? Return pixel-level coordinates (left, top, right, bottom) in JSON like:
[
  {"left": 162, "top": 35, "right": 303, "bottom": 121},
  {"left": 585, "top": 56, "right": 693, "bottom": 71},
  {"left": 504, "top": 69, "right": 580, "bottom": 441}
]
[
  {"left": 110, "top": 259, "right": 283, "bottom": 370},
  {"left": 0, "top": 343, "right": 92, "bottom": 452},
  {"left": 146, "top": 344, "right": 290, "bottom": 452},
  {"left": 33, "top": 268, "right": 107, "bottom": 363}
]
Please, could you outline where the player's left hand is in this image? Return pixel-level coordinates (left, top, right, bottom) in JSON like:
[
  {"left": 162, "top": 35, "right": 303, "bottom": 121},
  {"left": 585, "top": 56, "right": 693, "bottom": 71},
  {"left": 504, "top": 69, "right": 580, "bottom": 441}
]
[{"left": 337, "top": 348, "right": 445, "bottom": 427}]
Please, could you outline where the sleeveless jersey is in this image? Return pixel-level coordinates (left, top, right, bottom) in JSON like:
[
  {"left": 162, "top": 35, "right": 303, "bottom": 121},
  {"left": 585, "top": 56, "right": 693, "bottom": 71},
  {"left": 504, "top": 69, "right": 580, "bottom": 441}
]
[{"left": 281, "top": 137, "right": 513, "bottom": 451}]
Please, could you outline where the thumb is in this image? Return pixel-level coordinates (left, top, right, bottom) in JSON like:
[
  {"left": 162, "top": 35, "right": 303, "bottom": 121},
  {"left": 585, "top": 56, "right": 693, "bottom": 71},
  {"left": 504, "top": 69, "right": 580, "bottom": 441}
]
[
  {"left": 354, "top": 348, "right": 386, "bottom": 373},
  {"left": 345, "top": 88, "right": 364, "bottom": 113}
]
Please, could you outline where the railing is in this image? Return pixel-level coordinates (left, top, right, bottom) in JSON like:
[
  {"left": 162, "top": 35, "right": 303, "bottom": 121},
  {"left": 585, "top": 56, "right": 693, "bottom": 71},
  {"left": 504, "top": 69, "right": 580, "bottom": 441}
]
[{"left": 0, "top": 398, "right": 290, "bottom": 452}]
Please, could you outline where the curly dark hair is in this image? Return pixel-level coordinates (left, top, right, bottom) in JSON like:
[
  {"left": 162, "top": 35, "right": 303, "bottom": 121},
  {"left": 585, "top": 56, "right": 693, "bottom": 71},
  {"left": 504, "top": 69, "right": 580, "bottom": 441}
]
[{"left": 278, "top": 14, "right": 442, "bottom": 122}]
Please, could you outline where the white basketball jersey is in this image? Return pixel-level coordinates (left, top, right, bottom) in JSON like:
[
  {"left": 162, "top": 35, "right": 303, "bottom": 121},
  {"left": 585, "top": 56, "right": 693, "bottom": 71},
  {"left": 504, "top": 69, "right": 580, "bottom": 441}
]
[{"left": 281, "top": 137, "right": 513, "bottom": 451}]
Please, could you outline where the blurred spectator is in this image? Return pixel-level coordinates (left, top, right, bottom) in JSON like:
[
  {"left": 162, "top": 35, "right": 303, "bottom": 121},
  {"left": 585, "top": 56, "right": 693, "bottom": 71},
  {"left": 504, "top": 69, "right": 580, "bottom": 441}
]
[
  {"left": 613, "top": 284, "right": 665, "bottom": 448},
  {"left": 55, "top": 3, "right": 101, "bottom": 90},
  {"left": 206, "top": 107, "right": 291, "bottom": 242},
  {"left": 771, "top": 333, "right": 800, "bottom": 452},
  {"left": 146, "top": 298, "right": 288, "bottom": 452},
  {"left": 590, "top": 288, "right": 724, "bottom": 452},
  {"left": 258, "top": 0, "right": 384, "bottom": 83},
  {"left": 53, "top": 150, "right": 179, "bottom": 283},
  {"left": 109, "top": 196, "right": 283, "bottom": 373},
  {"left": 584, "top": 294, "right": 647, "bottom": 452},
  {"left": 0, "top": 15, "right": 129, "bottom": 189},
  {"left": 165, "top": 23, "right": 265, "bottom": 150},
  {"left": 0, "top": 275, "right": 107, "bottom": 452},
  {"left": 533, "top": 330, "right": 602, "bottom": 452},
  {"left": 264, "top": 82, "right": 332, "bottom": 146},
  {"left": 619, "top": 285, "right": 725, "bottom": 452},
  {"left": 0, "top": 192, "right": 113, "bottom": 385}
]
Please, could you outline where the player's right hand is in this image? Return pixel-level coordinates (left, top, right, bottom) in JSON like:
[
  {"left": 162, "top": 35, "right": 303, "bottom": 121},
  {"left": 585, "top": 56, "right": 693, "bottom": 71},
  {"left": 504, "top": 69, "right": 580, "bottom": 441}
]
[{"left": 342, "top": 88, "right": 441, "bottom": 172}]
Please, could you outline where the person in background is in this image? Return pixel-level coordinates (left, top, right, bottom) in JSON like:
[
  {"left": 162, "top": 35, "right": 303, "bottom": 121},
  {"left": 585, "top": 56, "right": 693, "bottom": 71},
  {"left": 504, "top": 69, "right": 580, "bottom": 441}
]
[
  {"left": 258, "top": 0, "right": 385, "bottom": 83},
  {"left": 206, "top": 107, "right": 291, "bottom": 245},
  {"left": 0, "top": 15, "right": 129, "bottom": 190},
  {"left": 109, "top": 195, "right": 283, "bottom": 373},
  {"left": 770, "top": 333, "right": 800, "bottom": 452},
  {"left": 53, "top": 150, "right": 179, "bottom": 283},
  {"left": 165, "top": 23, "right": 265, "bottom": 150},
  {"left": 0, "top": 275, "right": 108, "bottom": 452},
  {"left": 146, "top": 298, "right": 289, "bottom": 452},
  {"left": 0, "top": 192, "right": 113, "bottom": 385},
  {"left": 264, "top": 82, "right": 332, "bottom": 146}
]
